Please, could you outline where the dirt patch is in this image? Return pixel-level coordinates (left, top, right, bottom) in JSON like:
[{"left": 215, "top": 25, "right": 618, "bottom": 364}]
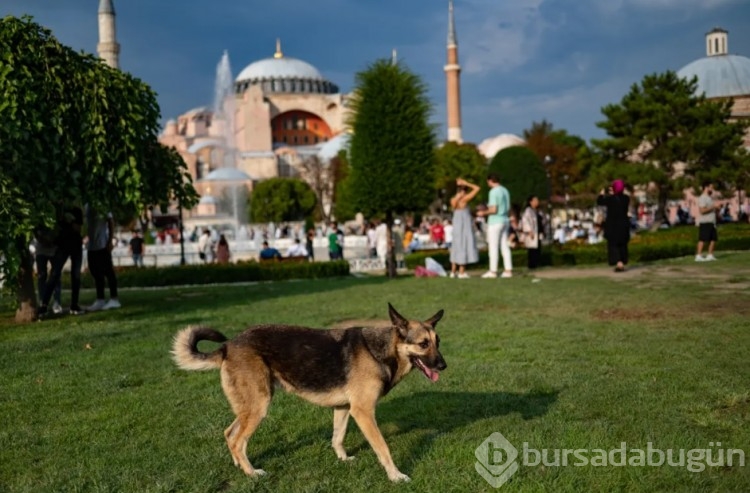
[
  {"left": 591, "top": 308, "right": 669, "bottom": 321},
  {"left": 330, "top": 319, "right": 391, "bottom": 330}
]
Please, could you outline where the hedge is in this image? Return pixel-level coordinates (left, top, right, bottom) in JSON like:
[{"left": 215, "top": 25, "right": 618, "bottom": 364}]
[
  {"left": 406, "top": 223, "right": 750, "bottom": 269},
  {"left": 64, "top": 260, "right": 350, "bottom": 289}
]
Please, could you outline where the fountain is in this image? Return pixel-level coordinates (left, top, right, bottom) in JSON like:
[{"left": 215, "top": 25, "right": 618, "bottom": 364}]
[{"left": 197, "top": 50, "right": 254, "bottom": 237}]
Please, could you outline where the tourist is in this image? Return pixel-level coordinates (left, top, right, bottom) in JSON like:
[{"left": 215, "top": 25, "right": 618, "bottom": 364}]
[
  {"left": 521, "top": 195, "right": 542, "bottom": 270},
  {"left": 449, "top": 178, "right": 480, "bottom": 278},
  {"left": 597, "top": 180, "right": 630, "bottom": 272},
  {"left": 306, "top": 228, "right": 315, "bottom": 261},
  {"left": 129, "top": 230, "right": 145, "bottom": 268},
  {"left": 695, "top": 181, "right": 722, "bottom": 262},
  {"left": 287, "top": 238, "right": 308, "bottom": 257},
  {"left": 429, "top": 218, "right": 445, "bottom": 247},
  {"left": 475, "top": 173, "right": 513, "bottom": 279},
  {"left": 33, "top": 225, "right": 62, "bottom": 315},
  {"left": 38, "top": 205, "right": 84, "bottom": 317},
  {"left": 216, "top": 234, "right": 231, "bottom": 264},
  {"left": 328, "top": 221, "right": 344, "bottom": 260},
  {"left": 198, "top": 229, "right": 213, "bottom": 263},
  {"left": 443, "top": 219, "right": 453, "bottom": 249},
  {"left": 259, "top": 241, "right": 281, "bottom": 260},
  {"left": 85, "top": 205, "right": 120, "bottom": 310}
]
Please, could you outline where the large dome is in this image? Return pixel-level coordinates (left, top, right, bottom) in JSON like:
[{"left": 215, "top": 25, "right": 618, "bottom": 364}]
[
  {"left": 677, "top": 54, "right": 750, "bottom": 99},
  {"left": 234, "top": 41, "right": 339, "bottom": 95},
  {"left": 236, "top": 57, "right": 323, "bottom": 83}
]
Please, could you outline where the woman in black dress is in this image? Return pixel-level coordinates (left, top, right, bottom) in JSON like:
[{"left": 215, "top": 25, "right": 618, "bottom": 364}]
[{"left": 597, "top": 179, "right": 630, "bottom": 272}]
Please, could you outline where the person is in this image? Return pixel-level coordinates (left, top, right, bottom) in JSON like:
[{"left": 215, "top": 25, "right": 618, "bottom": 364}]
[
  {"left": 366, "top": 222, "right": 378, "bottom": 259},
  {"left": 443, "top": 219, "right": 453, "bottom": 250},
  {"left": 429, "top": 218, "right": 445, "bottom": 247},
  {"left": 259, "top": 240, "right": 281, "bottom": 260},
  {"left": 287, "top": 238, "right": 308, "bottom": 257},
  {"left": 38, "top": 205, "right": 85, "bottom": 317},
  {"left": 216, "top": 234, "right": 231, "bottom": 264},
  {"left": 695, "top": 181, "right": 721, "bottom": 262},
  {"left": 328, "top": 221, "right": 344, "bottom": 260},
  {"left": 129, "top": 230, "right": 145, "bottom": 268},
  {"left": 33, "top": 225, "right": 62, "bottom": 315},
  {"left": 521, "top": 195, "right": 542, "bottom": 270},
  {"left": 475, "top": 173, "right": 513, "bottom": 279},
  {"left": 597, "top": 180, "right": 630, "bottom": 272},
  {"left": 198, "top": 228, "right": 213, "bottom": 263},
  {"left": 306, "top": 228, "right": 315, "bottom": 261},
  {"left": 375, "top": 219, "right": 388, "bottom": 264},
  {"left": 85, "top": 206, "right": 120, "bottom": 310},
  {"left": 449, "top": 178, "right": 480, "bottom": 278}
]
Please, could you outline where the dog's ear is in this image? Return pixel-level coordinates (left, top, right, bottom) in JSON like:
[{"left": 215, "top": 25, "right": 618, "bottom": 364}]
[
  {"left": 388, "top": 303, "right": 409, "bottom": 337},
  {"left": 424, "top": 309, "right": 444, "bottom": 328}
]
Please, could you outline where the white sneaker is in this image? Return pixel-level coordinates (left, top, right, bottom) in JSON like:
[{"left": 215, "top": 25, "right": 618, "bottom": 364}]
[
  {"left": 481, "top": 271, "right": 498, "bottom": 279},
  {"left": 458, "top": 272, "right": 470, "bottom": 279},
  {"left": 103, "top": 299, "right": 121, "bottom": 310},
  {"left": 52, "top": 302, "right": 63, "bottom": 315},
  {"left": 449, "top": 272, "right": 457, "bottom": 278},
  {"left": 705, "top": 254, "right": 717, "bottom": 261},
  {"left": 87, "top": 299, "right": 107, "bottom": 312},
  {"left": 695, "top": 255, "right": 705, "bottom": 262},
  {"left": 501, "top": 271, "right": 513, "bottom": 279}
]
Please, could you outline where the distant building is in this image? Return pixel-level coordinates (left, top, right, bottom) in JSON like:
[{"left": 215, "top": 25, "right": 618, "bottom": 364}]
[{"left": 677, "top": 27, "right": 750, "bottom": 147}]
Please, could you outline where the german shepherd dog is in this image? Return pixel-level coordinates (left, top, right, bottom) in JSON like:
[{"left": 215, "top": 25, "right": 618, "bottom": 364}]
[{"left": 171, "top": 303, "right": 446, "bottom": 482}]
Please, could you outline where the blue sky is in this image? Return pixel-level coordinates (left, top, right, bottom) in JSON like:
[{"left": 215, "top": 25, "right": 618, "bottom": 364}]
[{"left": 5, "top": 0, "right": 749, "bottom": 144}]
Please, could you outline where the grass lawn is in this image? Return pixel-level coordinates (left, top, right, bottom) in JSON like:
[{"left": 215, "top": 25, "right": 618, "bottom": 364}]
[{"left": 1, "top": 253, "right": 749, "bottom": 492}]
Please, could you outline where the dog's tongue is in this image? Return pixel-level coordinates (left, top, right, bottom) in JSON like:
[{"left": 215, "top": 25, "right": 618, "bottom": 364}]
[{"left": 424, "top": 367, "right": 440, "bottom": 382}]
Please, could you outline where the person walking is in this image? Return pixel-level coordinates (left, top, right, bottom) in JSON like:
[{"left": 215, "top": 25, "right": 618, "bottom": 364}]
[
  {"left": 85, "top": 206, "right": 120, "bottom": 310},
  {"left": 129, "top": 230, "right": 145, "bottom": 268},
  {"left": 33, "top": 225, "right": 62, "bottom": 314},
  {"left": 198, "top": 228, "right": 213, "bottom": 263},
  {"left": 695, "top": 181, "right": 721, "bottom": 262},
  {"left": 449, "top": 178, "right": 480, "bottom": 278},
  {"left": 521, "top": 195, "right": 542, "bottom": 270},
  {"left": 38, "top": 205, "right": 84, "bottom": 317},
  {"left": 476, "top": 173, "right": 513, "bottom": 279},
  {"left": 597, "top": 180, "right": 630, "bottom": 272},
  {"left": 216, "top": 234, "right": 231, "bottom": 264}
]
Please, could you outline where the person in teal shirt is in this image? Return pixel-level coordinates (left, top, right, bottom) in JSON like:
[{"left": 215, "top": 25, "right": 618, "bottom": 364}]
[{"left": 476, "top": 173, "right": 513, "bottom": 278}]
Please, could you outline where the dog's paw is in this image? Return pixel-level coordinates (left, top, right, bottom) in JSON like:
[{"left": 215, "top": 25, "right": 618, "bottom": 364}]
[
  {"left": 388, "top": 472, "right": 411, "bottom": 483},
  {"left": 340, "top": 455, "right": 355, "bottom": 462},
  {"left": 249, "top": 469, "right": 266, "bottom": 477}
]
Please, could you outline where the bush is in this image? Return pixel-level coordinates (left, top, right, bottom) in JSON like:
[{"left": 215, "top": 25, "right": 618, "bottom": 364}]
[{"left": 66, "top": 260, "right": 350, "bottom": 289}]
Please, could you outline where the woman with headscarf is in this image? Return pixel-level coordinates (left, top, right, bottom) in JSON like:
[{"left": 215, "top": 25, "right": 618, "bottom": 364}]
[
  {"left": 521, "top": 195, "right": 542, "bottom": 270},
  {"left": 597, "top": 179, "right": 630, "bottom": 272}
]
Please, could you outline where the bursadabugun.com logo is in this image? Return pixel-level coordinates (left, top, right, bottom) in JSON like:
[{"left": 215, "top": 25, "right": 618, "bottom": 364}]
[{"left": 475, "top": 432, "right": 746, "bottom": 488}]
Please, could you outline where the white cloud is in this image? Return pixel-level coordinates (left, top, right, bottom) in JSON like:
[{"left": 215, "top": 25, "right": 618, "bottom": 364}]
[{"left": 459, "top": 0, "right": 547, "bottom": 74}]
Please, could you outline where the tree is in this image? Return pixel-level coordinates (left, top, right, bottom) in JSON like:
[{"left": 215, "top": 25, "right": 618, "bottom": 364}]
[
  {"left": 434, "top": 142, "right": 486, "bottom": 210},
  {"left": 487, "top": 146, "right": 549, "bottom": 209},
  {"left": 523, "top": 120, "right": 585, "bottom": 198},
  {"left": 331, "top": 150, "right": 357, "bottom": 222},
  {"left": 347, "top": 59, "right": 436, "bottom": 277},
  {"left": 249, "top": 178, "right": 317, "bottom": 223},
  {"left": 591, "top": 70, "right": 749, "bottom": 224},
  {"left": 297, "top": 155, "right": 335, "bottom": 222},
  {"left": 0, "top": 16, "right": 197, "bottom": 322}
]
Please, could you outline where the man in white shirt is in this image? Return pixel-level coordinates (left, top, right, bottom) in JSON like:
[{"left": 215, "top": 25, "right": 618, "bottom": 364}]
[{"left": 287, "top": 239, "right": 308, "bottom": 257}]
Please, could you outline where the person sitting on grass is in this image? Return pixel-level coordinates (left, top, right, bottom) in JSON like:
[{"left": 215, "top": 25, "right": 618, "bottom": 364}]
[{"left": 259, "top": 241, "right": 281, "bottom": 260}]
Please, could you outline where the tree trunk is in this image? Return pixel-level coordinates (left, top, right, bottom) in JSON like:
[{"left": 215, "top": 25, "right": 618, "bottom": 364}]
[
  {"left": 650, "top": 185, "right": 670, "bottom": 231},
  {"left": 14, "top": 237, "right": 37, "bottom": 323},
  {"left": 385, "top": 212, "right": 397, "bottom": 278}
]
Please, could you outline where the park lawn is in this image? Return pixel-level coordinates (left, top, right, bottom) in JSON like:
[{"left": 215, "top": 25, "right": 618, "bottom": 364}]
[{"left": 1, "top": 253, "right": 749, "bottom": 492}]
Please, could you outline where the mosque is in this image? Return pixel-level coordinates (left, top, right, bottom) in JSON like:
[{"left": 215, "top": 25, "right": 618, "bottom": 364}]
[{"left": 95, "top": 0, "right": 750, "bottom": 225}]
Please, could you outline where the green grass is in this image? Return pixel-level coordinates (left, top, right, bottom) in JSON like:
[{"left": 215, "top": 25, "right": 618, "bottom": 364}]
[{"left": 2, "top": 253, "right": 749, "bottom": 492}]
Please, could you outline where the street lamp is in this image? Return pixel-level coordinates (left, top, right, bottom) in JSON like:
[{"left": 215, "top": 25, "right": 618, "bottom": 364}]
[{"left": 544, "top": 155, "right": 554, "bottom": 242}]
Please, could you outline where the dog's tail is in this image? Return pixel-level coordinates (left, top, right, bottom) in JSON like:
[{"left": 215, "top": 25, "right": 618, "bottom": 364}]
[{"left": 171, "top": 326, "right": 228, "bottom": 371}]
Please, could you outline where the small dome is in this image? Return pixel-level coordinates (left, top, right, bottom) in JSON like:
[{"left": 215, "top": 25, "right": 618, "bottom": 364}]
[
  {"left": 200, "top": 168, "right": 254, "bottom": 182},
  {"left": 478, "top": 134, "right": 525, "bottom": 159},
  {"left": 318, "top": 133, "right": 351, "bottom": 161},
  {"left": 677, "top": 55, "right": 750, "bottom": 99}
]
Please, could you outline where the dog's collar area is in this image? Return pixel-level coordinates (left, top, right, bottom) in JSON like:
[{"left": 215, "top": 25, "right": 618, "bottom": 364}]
[{"left": 411, "top": 357, "right": 439, "bottom": 382}]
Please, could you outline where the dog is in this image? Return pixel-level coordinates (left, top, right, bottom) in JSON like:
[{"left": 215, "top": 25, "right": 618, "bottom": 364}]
[{"left": 171, "top": 303, "right": 447, "bottom": 482}]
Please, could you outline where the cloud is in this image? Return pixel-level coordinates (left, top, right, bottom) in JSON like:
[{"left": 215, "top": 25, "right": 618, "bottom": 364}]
[{"left": 459, "top": 0, "right": 546, "bottom": 74}]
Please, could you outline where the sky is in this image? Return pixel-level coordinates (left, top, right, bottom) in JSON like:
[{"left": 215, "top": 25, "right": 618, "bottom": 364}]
[{"left": 5, "top": 0, "right": 750, "bottom": 144}]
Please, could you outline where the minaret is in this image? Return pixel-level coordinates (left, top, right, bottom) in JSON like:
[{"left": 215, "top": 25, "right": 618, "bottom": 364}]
[
  {"left": 97, "top": 0, "right": 120, "bottom": 69},
  {"left": 444, "top": 0, "right": 463, "bottom": 143}
]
